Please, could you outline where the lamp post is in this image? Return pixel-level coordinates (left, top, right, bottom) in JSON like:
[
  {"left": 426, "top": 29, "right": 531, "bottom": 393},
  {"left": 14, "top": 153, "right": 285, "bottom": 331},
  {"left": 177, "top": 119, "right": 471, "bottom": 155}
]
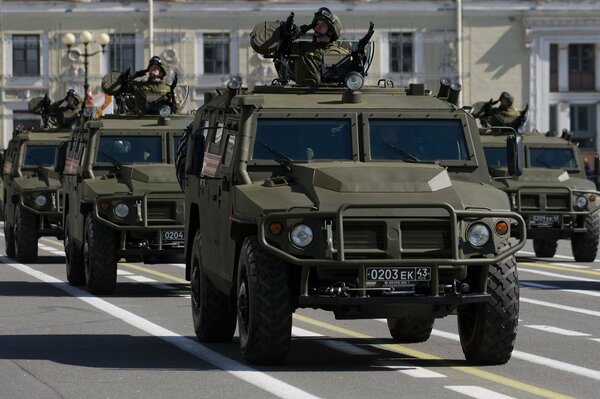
[{"left": 62, "top": 31, "right": 110, "bottom": 108}]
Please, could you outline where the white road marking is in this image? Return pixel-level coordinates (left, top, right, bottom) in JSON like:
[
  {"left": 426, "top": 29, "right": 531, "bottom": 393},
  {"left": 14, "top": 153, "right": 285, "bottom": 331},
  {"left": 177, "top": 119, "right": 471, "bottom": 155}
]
[
  {"left": 169, "top": 263, "right": 186, "bottom": 268},
  {"left": 292, "top": 326, "right": 375, "bottom": 356},
  {"left": 590, "top": 338, "right": 600, "bottom": 343},
  {"left": 548, "top": 262, "right": 590, "bottom": 269},
  {"left": 521, "top": 280, "right": 600, "bottom": 297},
  {"left": 2, "top": 257, "right": 321, "bottom": 399},
  {"left": 521, "top": 297, "right": 600, "bottom": 318},
  {"left": 125, "top": 275, "right": 158, "bottom": 283},
  {"left": 525, "top": 325, "right": 591, "bottom": 337},
  {"left": 445, "top": 385, "right": 518, "bottom": 399},
  {"left": 378, "top": 363, "right": 446, "bottom": 378},
  {"left": 430, "top": 329, "right": 600, "bottom": 381},
  {"left": 519, "top": 267, "right": 600, "bottom": 283},
  {"left": 116, "top": 270, "right": 134, "bottom": 276}
]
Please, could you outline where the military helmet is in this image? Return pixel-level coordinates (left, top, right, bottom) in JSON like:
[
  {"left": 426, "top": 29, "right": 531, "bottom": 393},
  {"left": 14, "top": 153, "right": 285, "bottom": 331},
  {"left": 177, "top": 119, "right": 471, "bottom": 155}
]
[
  {"left": 312, "top": 7, "right": 342, "bottom": 42},
  {"left": 147, "top": 55, "right": 167, "bottom": 77},
  {"left": 500, "top": 91, "right": 514, "bottom": 105}
]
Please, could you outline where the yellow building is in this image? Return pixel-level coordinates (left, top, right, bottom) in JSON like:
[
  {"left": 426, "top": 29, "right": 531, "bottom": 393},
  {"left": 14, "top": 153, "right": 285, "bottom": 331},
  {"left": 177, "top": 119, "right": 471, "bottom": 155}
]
[{"left": 1, "top": 0, "right": 600, "bottom": 154}]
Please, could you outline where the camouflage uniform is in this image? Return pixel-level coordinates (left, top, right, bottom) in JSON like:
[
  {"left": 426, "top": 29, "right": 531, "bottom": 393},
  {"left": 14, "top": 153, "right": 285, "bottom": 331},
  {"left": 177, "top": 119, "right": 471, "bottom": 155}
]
[
  {"left": 487, "top": 92, "right": 520, "bottom": 127},
  {"left": 128, "top": 56, "right": 171, "bottom": 114},
  {"left": 48, "top": 90, "right": 82, "bottom": 128}
]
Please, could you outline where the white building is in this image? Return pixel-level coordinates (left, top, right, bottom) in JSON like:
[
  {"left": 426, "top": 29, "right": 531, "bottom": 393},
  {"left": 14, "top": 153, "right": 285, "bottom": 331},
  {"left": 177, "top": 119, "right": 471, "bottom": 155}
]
[{"left": 1, "top": 0, "right": 600, "bottom": 157}]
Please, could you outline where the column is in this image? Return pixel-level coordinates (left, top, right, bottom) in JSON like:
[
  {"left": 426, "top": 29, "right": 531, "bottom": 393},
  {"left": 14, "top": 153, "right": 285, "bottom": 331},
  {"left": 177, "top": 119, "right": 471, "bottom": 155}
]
[{"left": 558, "top": 43, "right": 569, "bottom": 92}]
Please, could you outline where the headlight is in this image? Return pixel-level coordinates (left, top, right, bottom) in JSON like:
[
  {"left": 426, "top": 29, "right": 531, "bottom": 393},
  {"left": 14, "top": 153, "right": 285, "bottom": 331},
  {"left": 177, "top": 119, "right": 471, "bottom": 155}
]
[
  {"left": 34, "top": 194, "right": 47, "bottom": 208},
  {"left": 290, "top": 224, "right": 314, "bottom": 248},
  {"left": 114, "top": 203, "right": 130, "bottom": 219},
  {"left": 345, "top": 72, "right": 364, "bottom": 91},
  {"left": 575, "top": 196, "right": 588, "bottom": 209},
  {"left": 467, "top": 223, "right": 491, "bottom": 247},
  {"left": 159, "top": 105, "right": 172, "bottom": 118}
]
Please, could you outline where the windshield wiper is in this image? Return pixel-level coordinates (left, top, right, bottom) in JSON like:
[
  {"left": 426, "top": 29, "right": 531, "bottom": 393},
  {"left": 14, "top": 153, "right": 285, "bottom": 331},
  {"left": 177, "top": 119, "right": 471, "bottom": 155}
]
[
  {"left": 256, "top": 140, "right": 294, "bottom": 162},
  {"left": 98, "top": 150, "right": 123, "bottom": 171},
  {"left": 25, "top": 155, "right": 44, "bottom": 166},
  {"left": 384, "top": 141, "right": 421, "bottom": 161}
]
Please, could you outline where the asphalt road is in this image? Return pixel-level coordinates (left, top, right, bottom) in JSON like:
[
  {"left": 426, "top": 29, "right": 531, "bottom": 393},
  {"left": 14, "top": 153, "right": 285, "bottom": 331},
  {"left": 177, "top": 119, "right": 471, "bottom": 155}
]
[{"left": 1, "top": 225, "right": 599, "bottom": 399}]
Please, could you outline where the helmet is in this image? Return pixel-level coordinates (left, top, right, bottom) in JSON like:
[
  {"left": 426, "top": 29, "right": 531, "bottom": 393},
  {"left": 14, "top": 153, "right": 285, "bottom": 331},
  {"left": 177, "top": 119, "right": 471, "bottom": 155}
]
[
  {"left": 66, "top": 89, "right": 76, "bottom": 97},
  {"left": 147, "top": 56, "right": 167, "bottom": 77},
  {"left": 500, "top": 91, "right": 514, "bottom": 105},
  {"left": 312, "top": 7, "right": 342, "bottom": 42}
]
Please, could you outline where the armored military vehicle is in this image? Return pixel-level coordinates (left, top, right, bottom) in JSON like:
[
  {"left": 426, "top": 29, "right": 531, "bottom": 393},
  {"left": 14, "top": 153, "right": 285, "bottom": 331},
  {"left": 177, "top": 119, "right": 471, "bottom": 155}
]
[
  {"left": 481, "top": 129, "right": 600, "bottom": 261},
  {"left": 177, "top": 73, "right": 527, "bottom": 365},
  {"left": 59, "top": 109, "right": 191, "bottom": 294},
  {"left": 2, "top": 126, "right": 69, "bottom": 262}
]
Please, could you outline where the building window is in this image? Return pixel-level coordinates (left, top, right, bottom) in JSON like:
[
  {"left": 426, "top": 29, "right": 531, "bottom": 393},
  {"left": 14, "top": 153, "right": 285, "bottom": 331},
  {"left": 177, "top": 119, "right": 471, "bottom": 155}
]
[
  {"left": 13, "top": 110, "right": 40, "bottom": 129},
  {"left": 389, "top": 32, "right": 413, "bottom": 73},
  {"left": 109, "top": 33, "right": 136, "bottom": 72},
  {"left": 569, "top": 44, "right": 595, "bottom": 91},
  {"left": 549, "top": 104, "right": 557, "bottom": 133},
  {"left": 570, "top": 104, "right": 596, "bottom": 148},
  {"left": 549, "top": 44, "right": 558, "bottom": 92},
  {"left": 12, "top": 35, "right": 40, "bottom": 77},
  {"left": 203, "top": 33, "right": 230, "bottom": 74}
]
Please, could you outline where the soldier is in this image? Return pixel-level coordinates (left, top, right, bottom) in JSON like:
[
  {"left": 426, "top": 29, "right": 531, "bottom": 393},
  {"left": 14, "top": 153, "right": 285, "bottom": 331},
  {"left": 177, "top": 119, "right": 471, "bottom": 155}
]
[
  {"left": 49, "top": 89, "right": 82, "bottom": 128},
  {"left": 127, "top": 56, "right": 173, "bottom": 114},
  {"left": 486, "top": 91, "right": 521, "bottom": 127},
  {"left": 251, "top": 7, "right": 350, "bottom": 86}
]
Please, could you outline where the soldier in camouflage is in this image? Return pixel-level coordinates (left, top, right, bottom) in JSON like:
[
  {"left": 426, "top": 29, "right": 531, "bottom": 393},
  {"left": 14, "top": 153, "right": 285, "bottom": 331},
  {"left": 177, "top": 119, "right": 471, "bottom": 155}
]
[
  {"left": 487, "top": 91, "right": 521, "bottom": 127},
  {"left": 49, "top": 89, "right": 82, "bottom": 128},
  {"left": 127, "top": 56, "right": 172, "bottom": 113}
]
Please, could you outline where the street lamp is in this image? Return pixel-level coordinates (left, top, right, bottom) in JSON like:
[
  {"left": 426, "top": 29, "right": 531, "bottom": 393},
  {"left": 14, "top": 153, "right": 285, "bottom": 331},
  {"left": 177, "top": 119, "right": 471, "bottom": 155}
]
[{"left": 62, "top": 31, "right": 110, "bottom": 108}]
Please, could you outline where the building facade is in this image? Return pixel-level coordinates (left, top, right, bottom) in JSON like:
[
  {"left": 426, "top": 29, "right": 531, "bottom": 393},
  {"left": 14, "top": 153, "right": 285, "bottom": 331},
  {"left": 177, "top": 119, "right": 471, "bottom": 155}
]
[{"left": 1, "top": 0, "right": 600, "bottom": 155}]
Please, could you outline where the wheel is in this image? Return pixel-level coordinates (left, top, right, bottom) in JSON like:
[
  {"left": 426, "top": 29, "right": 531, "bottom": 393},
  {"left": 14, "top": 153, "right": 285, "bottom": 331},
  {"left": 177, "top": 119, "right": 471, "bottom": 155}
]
[
  {"left": 14, "top": 204, "right": 38, "bottom": 263},
  {"left": 83, "top": 214, "right": 117, "bottom": 294},
  {"left": 571, "top": 212, "right": 600, "bottom": 262},
  {"left": 191, "top": 231, "right": 237, "bottom": 342},
  {"left": 457, "top": 256, "right": 519, "bottom": 365},
  {"left": 533, "top": 238, "right": 557, "bottom": 258},
  {"left": 175, "top": 123, "right": 191, "bottom": 191},
  {"left": 237, "top": 236, "right": 292, "bottom": 365},
  {"left": 4, "top": 223, "right": 15, "bottom": 258},
  {"left": 64, "top": 214, "right": 85, "bottom": 286},
  {"left": 387, "top": 316, "right": 435, "bottom": 343}
]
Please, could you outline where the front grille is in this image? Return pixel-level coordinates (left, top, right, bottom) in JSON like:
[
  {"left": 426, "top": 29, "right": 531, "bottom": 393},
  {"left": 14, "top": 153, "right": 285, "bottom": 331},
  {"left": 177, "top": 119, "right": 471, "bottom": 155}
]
[
  {"left": 546, "top": 194, "right": 569, "bottom": 210},
  {"left": 401, "top": 222, "right": 451, "bottom": 251},
  {"left": 336, "top": 223, "right": 385, "bottom": 250},
  {"left": 147, "top": 202, "right": 176, "bottom": 224},
  {"left": 521, "top": 194, "right": 540, "bottom": 210}
]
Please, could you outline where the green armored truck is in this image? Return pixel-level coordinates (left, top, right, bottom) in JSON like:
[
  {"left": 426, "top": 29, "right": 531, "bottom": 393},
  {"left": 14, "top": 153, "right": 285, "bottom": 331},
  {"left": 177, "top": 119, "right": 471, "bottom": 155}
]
[
  {"left": 59, "top": 112, "right": 191, "bottom": 294},
  {"left": 177, "top": 74, "right": 527, "bottom": 365},
  {"left": 481, "top": 129, "right": 600, "bottom": 261},
  {"left": 2, "top": 126, "right": 69, "bottom": 262}
]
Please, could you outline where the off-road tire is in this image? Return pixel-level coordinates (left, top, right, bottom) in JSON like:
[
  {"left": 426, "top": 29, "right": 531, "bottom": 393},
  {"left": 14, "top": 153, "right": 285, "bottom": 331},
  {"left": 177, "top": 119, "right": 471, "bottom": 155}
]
[
  {"left": 83, "top": 214, "right": 117, "bottom": 294},
  {"left": 457, "top": 255, "right": 519, "bottom": 365},
  {"left": 175, "top": 122, "right": 191, "bottom": 191},
  {"left": 4, "top": 224, "right": 16, "bottom": 258},
  {"left": 64, "top": 214, "right": 85, "bottom": 286},
  {"left": 571, "top": 212, "right": 600, "bottom": 262},
  {"left": 14, "top": 204, "right": 38, "bottom": 263},
  {"left": 237, "top": 236, "right": 292, "bottom": 365},
  {"left": 191, "top": 231, "right": 237, "bottom": 342},
  {"left": 533, "top": 238, "right": 557, "bottom": 258},
  {"left": 387, "top": 316, "right": 435, "bottom": 343}
]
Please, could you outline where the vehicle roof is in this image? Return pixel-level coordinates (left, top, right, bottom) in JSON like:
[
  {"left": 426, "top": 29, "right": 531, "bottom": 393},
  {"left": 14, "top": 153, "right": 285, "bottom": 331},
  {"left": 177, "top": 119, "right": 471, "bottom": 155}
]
[
  {"left": 14, "top": 128, "right": 70, "bottom": 144},
  {"left": 227, "top": 85, "right": 456, "bottom": 111},
  {"left": 98, "top": 114, "right": 193, "bottom": 132},
  {"left": 481, "top": 132, "right": 573, "bottom": 146}
]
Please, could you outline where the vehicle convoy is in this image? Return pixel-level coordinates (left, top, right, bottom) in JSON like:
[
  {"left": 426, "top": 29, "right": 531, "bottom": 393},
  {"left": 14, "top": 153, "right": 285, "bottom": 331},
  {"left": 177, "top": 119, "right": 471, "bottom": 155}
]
[
  {"left": 177, "top": 68, "right": 528, "bottom": 365},
  {"left": 59, "top": 82, "right": 192, "bottom": 294},
  {"left": 481, "top": 129, "right": 600, "bottom": 261},
  {"left": 2, "top": 126, "right": 69, "bottom": 262}
]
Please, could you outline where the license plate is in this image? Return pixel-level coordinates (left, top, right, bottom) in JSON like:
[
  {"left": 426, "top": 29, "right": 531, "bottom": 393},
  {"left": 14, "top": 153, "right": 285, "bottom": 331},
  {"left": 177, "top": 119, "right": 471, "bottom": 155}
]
[
  {"left": 366, "top": 267, "right": 431, "bottom": 287},
  {"left": 163, "top": 230, "right": 184, "bottom": 241},
  {"left": 531, "top": 215, "right": 560, "bottom": 225}
]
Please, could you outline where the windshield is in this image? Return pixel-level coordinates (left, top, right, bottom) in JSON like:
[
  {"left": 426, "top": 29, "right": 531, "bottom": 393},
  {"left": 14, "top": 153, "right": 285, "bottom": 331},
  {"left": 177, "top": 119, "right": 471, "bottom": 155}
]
[
  {"left": 483, "top": 147, "right": 507, "bottom": 168},
  {"left": 252, "top": 119, "right": 353, "bottom": 161},
  {"left": 529, "top": 147, "right": 578, "bottom": 169},
  {"left": 24, "top": 145, "right": 56, "bottom": 167},
  {"left": 369, "top": 119, "right": 469, "bottom": 161},
  {"left": 96, "top": 135, "right": 162, "bottom": 164}
]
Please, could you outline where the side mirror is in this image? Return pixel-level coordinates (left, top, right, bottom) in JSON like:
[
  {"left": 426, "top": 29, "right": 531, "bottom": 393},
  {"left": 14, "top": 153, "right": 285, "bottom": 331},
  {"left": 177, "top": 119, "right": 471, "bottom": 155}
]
[
  {"left": 506, "top": 134, "right": 524, "bottom": 177},
  {"left": 54, "top": 142, "right": 68, "bottom": 175},
  {"left": 185, "top": 132, "right": 205, "bottom": 177}
]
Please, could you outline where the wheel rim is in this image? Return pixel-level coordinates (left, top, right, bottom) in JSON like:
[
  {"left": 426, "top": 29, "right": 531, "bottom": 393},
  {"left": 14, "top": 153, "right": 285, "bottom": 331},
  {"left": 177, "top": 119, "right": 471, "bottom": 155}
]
[
  {"left": 191, "top": 263, "right": 201, "bottom": 312},
  {"left": 83, "top": 236, "right": 90, "bottom": 280},
  {"left": 237, "top": 273, "right": 250, "bottom": 340}
]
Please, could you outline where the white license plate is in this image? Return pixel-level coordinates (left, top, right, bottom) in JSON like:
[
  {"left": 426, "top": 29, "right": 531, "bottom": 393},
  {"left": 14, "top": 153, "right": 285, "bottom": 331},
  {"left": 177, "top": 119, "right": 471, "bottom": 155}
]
[
  {"left": 366, "top": 267, "right": 431, "bottom": 285},
  {"left": 531, "top": 215, "right": 560, "bottom": 225},
  {"left": 163, "top": 230, "right": 184, "bottom": 241}
]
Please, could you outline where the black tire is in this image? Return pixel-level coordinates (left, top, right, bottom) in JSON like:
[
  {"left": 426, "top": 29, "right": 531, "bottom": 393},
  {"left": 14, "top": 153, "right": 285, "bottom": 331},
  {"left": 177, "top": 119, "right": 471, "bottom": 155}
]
[
  {"left": 458, "top": 256, "right": 519, "bottom": 365},
  {"left": 4, "top": 224, "right": 15, "bottom": 258},
  {"left": 14, "top": 204, "right": 38, "bottom": 263},
  {"left": 237, "top": 236, "right": 292, "bottom": 365},
  {"left": 191, "top": 231, "right": 237, "bottom": 342},
  {"left": 64, "top": 214, "right": 85, "bottom": 286},
  {"left": 387, "top": 316, "right": 435, "bottom": 343},
  {"left": 83, "top": 214, "right": 117, "bottom": 294},
  {"left": 571, "top": 212, "right": 600, "bottom": 262},
  {"left": 175, "top": 122, "right": 192, "bottom": 191},
  {"left": 533, "top": 238, "right": 557, "bottom": 258}
]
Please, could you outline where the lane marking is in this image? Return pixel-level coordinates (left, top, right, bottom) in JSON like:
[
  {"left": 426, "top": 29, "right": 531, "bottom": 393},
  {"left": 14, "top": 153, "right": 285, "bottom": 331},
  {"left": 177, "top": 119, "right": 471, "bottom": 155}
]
[
  {"left": 547, "top": 262, "right": 590, "bottom": 269},
  {"left": 116, "top": 270, "right": 134, "bottom": 276},
  {"left": 445, "top": 385, "right": 518, "bottom": 399},
  {"left": 294, "top": 314, "right": 574, "bottom": 399},
  {"left": 521, "top": 281, "right": 600, "bottom": 298},
  {"left": 519, "top": 267, "right": 600, "bottom": 283},
  {"left": 590, "top": 339, "right": 600, "bottom": 343},
  {"left": 521, "top": 297, "right": 600, "bottom": 318},
  {"left": 524, "top": 325, "right": 591, "bottom": 337},
  {"left": 376, "top": 363, "right": 447, "bottom": 378},
  {"left": 292, "top": 326, "right": 375, "bottom": 356},
  {"left": 125, "top": 275, "right": 158, "bottom": 283},
  {"left": 430, "top": 329, "right": 600, "bottom": 381},
  {"left": 2, "top": 257, "right": 321, "bottom": 399},
  {"left": 519, "top": 262, "right": 600, "bottom": 278}
]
